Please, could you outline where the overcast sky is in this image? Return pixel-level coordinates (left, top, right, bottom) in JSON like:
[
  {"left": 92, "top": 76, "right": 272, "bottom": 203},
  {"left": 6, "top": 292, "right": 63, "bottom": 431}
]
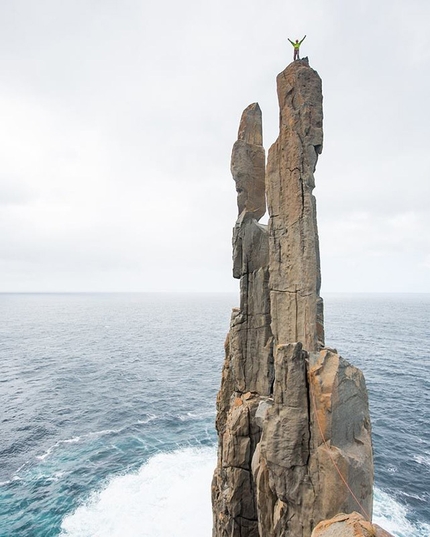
[{"left": 1, "top": 0, "right": 429, "bottom": 293}]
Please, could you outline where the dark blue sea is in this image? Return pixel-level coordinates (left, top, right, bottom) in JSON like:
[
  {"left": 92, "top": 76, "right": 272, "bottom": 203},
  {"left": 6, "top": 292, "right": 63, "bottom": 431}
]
[{"left": 1, "top": 293, "right": 429, "bottom": 536}]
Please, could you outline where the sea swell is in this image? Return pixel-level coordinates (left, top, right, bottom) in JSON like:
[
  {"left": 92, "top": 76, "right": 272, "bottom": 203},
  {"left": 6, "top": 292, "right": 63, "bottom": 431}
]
[
  {"left": 1, "top": 293, "right": 429, "bottom": 536},
  {"left": 59, "top": 446, "right": 430, "bottom": 537},
  {"left": 60, "top": 447, "right": 216, "bottom": 537}
]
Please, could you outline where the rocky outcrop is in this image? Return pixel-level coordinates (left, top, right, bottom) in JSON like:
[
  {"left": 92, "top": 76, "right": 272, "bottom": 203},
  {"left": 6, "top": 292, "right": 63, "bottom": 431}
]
[
  {"left": 311, "top": 512, "right": 394, "bottom": 537},
  {"left": 212, "top": 59, "right": 374, "bottom": 537}
]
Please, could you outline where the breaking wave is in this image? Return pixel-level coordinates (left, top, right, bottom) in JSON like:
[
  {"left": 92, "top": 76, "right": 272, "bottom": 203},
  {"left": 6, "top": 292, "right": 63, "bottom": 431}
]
[
  {"left": 60, "top": 447, "right": 216, "bottom": 537},
  {"left": 60, "top": 447, "right": 429, "bottom": 537}
]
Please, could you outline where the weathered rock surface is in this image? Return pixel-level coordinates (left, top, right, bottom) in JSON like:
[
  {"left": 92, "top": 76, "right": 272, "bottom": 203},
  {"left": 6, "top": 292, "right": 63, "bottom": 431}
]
[
  {"left": 266, "top": 58, "right": 324, "bottom": 352},
  {"left": 212, "top": 100, "right": 269, "bottom": 537},
  {"left": 311, "top": 512, "right": 395, "bottom": 537},
  {"left": 212, "top": 59, "right": 374, "bottom": 537},
  {"left": 232, "top": 103, "right": 266, "bottom": 220}
]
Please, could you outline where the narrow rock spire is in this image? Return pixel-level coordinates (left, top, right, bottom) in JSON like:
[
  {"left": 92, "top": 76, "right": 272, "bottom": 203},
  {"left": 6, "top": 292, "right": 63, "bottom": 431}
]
[
  {"left": 237, "top": 102, "right": 263, "bottom": 145},
  {"left": 266, "top": 59, "right": 324, "bottom": 351},
  {"left": 212, "top": 60, "right": 374, "bottom": 537},
  {"left": 231, "top": 102, "right": 266, "bottom": 220}
]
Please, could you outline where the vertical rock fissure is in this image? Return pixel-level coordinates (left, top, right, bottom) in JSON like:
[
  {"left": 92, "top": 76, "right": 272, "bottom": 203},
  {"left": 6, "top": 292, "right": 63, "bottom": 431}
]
[
  {"left": 304, "top": 353, "right": 312, "bottom": 469},
  {"left": 212, "top": 60, "right": 373, "bottom": 537},
  {"left": 295, "top": 287, "right": 299, "bottom": 342}
]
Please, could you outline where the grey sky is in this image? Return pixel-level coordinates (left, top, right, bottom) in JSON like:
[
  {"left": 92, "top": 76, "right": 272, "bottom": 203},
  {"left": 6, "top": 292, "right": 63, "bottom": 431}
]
[{"left": 1, "top": 0, "right": 429, "bottom": 292}]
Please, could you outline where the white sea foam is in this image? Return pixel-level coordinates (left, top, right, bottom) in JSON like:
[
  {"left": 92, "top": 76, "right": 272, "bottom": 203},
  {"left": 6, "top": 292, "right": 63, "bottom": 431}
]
[
  {"left": 0, "top": 475, "right": 23, "bottom": 487},
  {"left": 60, "top": 446, "right": 216, "bottom": 537},
  {"left": 36, "top": 436, "right": 81, "bottom": 461},
  {"left": 36, "top": 445, "right": 55, "bottom": 461},
  {"left": 373, "top": 487, "right": 430, "bottom": 537},
  {"left": 63, "top": 437, "right": 81, "bottom": 444},
  {"left": 60, "top": 447, "right": 429, "bottom": 537},
  {"left": 413, "top": 454, "right": 430, "bottom": 468},
  {"left": 136, "top": 414, "right": 157, "bottom": 425}
]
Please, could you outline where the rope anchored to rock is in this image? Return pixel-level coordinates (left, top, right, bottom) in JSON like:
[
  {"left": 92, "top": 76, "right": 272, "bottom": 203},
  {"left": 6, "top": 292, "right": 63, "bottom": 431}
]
[{"left": 309, "top": 372, "right": 371, "bottom": 522}]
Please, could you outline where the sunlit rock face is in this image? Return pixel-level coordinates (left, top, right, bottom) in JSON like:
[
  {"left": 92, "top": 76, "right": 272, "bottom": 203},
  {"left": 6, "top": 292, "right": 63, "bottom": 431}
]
[
  {"left": 311, "top": 512, "right": 395, "bottom": 537},
  {"left": 212, "top": 59, "right": 374, "bottom": 537}
]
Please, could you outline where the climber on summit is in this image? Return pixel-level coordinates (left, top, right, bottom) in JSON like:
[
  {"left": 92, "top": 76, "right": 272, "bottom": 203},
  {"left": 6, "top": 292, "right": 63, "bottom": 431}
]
[{"left": 288, "top": 35, "right": 306, "bottom": 60}]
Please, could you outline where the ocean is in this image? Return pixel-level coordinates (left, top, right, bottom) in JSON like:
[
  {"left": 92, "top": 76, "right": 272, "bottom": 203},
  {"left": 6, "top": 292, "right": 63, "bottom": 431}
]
[{"left": 0, "top": 293, "right": 429, "bottom": 537}]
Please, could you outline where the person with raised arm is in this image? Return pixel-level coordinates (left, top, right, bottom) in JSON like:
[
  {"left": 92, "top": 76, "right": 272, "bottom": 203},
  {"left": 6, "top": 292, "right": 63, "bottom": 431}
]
[{"left": 288, "top": 35, "right": 306, "bottom": 60}]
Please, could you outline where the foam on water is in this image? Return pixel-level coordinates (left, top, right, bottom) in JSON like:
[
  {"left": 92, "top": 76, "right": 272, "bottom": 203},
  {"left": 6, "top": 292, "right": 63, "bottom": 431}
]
[
  {"left": 60, "top": 448, "right": 430, "bottom": 537},
  {"left": 36, "top": 436, "right": 81, "bottom": 461},
  {"left": 60, "top": 447, "right": 216, "bottom": 537},
  {"left": 2, "top": 294, "right": 428, "bottom": 535},
  {"left": 373, "top": 487, "right": 430, "bottom": 537},
  {"left": 413, "top": 454, "right": 430, "bottom": 469}
]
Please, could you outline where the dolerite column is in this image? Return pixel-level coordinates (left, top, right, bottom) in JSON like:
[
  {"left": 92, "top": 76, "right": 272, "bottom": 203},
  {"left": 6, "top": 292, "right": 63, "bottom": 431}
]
[
  {"left": 213, "top": 61, "right": 373, "bottom": 537},
  {"left": 253, "top": 61, "right": 325, "bottom": 537},
  {"left": 252, "top": 59, "right": 373, "bottom": 537},
  {"left": 266, "top": 58, "right": 324, "bottom": 351},
  {"left": 212, "top": 103, "right": 272, "bottom": 537}
]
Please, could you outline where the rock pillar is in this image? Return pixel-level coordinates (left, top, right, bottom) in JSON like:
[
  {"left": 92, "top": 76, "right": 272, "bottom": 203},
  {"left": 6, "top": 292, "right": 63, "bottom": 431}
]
[
  {"left": 266, "top": 58, "right": 324, "bottom": 351},
  {"left": 212, "top": 102, "right": 271, "bottom": 537},
  {"left": 212, "top": 60, "right": 374, "bottom": 537}
]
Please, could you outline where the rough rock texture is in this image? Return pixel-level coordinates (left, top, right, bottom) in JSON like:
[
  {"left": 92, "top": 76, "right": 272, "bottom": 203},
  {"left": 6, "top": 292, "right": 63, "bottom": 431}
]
[
  {"left": 212, "top": 101, "right": 270, "bottom": 537},
  {"left": 311, "top": 513, "right": 395, "bottom": 537},
  {"left": 232, "top": 103, "right": 266, "bottom": 221},
  {"left": 266, "top": 58, "right": 324, "bottom": 351},
  {"left": 212, "top": 59, "right": 375, "bottom": 537}
]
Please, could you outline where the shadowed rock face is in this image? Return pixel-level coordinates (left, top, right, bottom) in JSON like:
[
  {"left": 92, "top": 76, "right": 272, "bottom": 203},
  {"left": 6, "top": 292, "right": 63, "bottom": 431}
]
[{"left": 212, "top": 59, "right": 374, "bottom": 537}]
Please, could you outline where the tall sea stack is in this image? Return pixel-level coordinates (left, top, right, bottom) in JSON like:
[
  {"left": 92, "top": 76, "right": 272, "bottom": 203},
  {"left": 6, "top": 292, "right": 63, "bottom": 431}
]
[{"left": 212, "top": 59, "right": 374, "bottom": 537}]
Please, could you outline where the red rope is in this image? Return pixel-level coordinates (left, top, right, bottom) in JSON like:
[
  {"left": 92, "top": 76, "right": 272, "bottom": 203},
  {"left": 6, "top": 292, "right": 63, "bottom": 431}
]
[{"left": 309, "top": 371, "right": 371, "bottom": 522}]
